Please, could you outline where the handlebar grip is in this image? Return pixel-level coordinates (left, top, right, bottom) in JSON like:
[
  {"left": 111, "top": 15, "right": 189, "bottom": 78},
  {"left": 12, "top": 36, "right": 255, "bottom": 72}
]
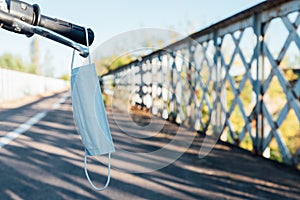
[
  {"left": 3, "top": 0, "right": 94, "bottom": 46},
  {"left": 38, "top": 15, "right": 94, "bottom": 46}
]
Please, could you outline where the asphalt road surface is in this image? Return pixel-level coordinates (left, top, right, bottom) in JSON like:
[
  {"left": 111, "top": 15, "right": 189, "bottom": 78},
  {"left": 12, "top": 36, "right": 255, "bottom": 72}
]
[{"left": 0, "top": 92, "right": 299, "bottom": 200}]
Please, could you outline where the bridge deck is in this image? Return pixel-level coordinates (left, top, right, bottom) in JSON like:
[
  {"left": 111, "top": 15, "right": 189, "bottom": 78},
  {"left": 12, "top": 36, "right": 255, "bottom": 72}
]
[{"left": 0, "top": 92, "right": 299, "bottom": 200}]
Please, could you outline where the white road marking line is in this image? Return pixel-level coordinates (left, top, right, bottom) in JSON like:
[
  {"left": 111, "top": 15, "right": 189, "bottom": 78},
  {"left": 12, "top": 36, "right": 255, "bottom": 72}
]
[
  {"left": 0, "top": 111, "right": 47, "bottom": 148},
  {"left": 0, "top": 93, "right": 70, "bottom": 148},
  {"left": 52, "top": 92, "right": 70, "bottom": 110}
]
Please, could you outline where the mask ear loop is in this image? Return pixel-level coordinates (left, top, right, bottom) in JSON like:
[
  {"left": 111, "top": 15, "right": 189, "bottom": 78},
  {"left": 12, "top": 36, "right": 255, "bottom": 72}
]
[
  {"left": 84, "top": 150, "right": 112, "bottom": 191},
  {"left": 70, "top": 28, "right": 91, "bottom": 69},
  {"left": 71, "top": 49, "right": 76, "bottom": 70},
  {"left": 82, "top": 27, "right": 112, "bottom": 191}
]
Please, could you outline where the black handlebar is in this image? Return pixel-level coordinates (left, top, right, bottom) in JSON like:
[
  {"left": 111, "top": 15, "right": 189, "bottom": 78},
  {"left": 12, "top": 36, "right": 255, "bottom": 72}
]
[
  {"left": 39, "top": 16, "right": 94, "bottom": 46},
  {"left": 0, "top": 0, "right": 94, "bottom": 46}
]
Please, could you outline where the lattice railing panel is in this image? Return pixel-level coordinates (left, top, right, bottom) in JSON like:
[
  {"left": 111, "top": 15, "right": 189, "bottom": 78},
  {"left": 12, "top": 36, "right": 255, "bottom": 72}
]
[{"left": 103, "top": 0, "right": 300, "bottom": 168}]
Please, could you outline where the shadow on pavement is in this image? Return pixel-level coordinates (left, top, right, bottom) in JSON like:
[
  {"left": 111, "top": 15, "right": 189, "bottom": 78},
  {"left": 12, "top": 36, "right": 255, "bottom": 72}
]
[{"left": 0, "top": 96, "right": 299, "bottom": 199}]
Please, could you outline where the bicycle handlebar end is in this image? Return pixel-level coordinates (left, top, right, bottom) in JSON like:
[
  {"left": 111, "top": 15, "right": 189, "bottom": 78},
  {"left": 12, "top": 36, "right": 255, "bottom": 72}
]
[{"left": 0, "top": 0, "right": 94, "bottom": 56}]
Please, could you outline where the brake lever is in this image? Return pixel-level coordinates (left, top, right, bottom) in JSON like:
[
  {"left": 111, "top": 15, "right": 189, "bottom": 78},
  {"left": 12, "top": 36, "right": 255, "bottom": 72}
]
[
  {"left": 13, "top": 18, "right": 89, "bottom": 58},
  {"left": 0, "top": 0, "right": 90, "bottom": 58}
]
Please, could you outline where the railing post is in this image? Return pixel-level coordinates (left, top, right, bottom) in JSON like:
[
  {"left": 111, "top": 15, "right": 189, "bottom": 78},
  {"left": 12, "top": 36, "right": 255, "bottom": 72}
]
[
  {"left": 157, "top": 55, "right": 163, "bottom": 115},
  {"left": 188, "top": 41, "right": 196, "bottom": 128},
  {"left": 139, "top": 61, "right": 144, "bottom": 108},
  {"left": 253, "top": 13, "right": 264, "bottom": 156},
  {"left": 212, "top": 31, "right": 223, "bottom": 134},
  {"left": 170, "top": 52, "right": 178, "bottom": 122}
]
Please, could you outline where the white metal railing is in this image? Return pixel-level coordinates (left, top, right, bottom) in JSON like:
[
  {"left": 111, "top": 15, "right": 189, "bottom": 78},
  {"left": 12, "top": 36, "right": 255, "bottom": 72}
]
[{"left": 103, "top": 0, "right": 300, "bottom": 168}]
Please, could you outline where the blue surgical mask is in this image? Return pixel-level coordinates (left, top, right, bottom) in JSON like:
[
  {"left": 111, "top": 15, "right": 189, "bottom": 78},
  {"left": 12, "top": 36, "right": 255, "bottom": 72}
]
[{"left": 70, "top": 29, "right": 114, "bottom": 191}]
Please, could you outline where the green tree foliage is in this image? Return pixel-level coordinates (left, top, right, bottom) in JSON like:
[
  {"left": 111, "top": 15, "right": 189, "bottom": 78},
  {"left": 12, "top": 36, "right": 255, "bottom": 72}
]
[
  {"left": 0, "top": 37, "right": 42, "bottom": 75},
  {"left": 26, "top": 64, "right": 38, "bottom": 74},
  {"left": 60, "top": 74, "right": 70, "bottom": 81},
  {"left": 226, "top": 70, "right": 299, "bottom": 165},
  {"left": 0, "top": 53, "right": 26, "bottom": 71},
  {"left": 95, "top": 53, "right": 133, "bottom": 76},
  {"left": 0, "top": 53, "right": 40, "bottom": 75}
]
